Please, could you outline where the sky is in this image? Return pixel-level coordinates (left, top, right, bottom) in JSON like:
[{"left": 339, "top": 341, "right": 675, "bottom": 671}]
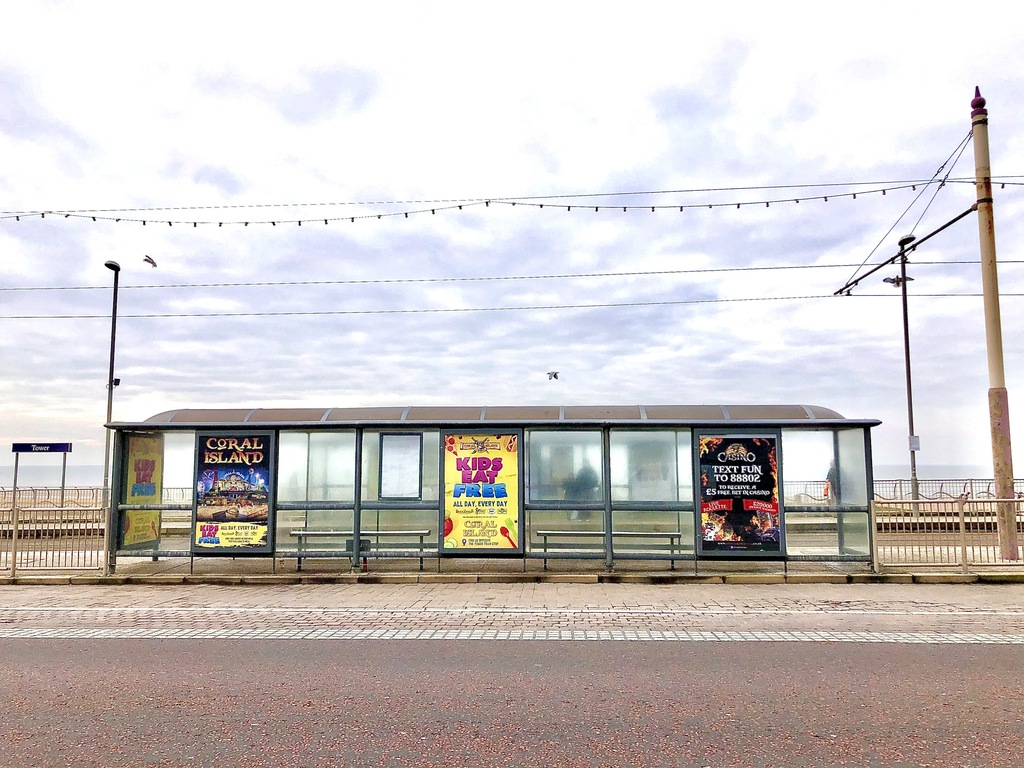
[{"left": 3, "top": 1, "right": 1024, "bottom": 483}]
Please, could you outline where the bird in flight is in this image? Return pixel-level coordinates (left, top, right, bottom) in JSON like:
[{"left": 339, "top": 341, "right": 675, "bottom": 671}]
[
  {"left": 547, "top": 371, "right": 559, "bottom": 380},
  {"left": 143, "top": 255, "right": 158, "bottom": 267}
]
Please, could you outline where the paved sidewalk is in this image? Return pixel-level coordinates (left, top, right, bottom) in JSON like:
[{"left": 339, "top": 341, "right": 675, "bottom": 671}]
[{"left": 3, "top": 581, "right": 1023, "bottom": 642}]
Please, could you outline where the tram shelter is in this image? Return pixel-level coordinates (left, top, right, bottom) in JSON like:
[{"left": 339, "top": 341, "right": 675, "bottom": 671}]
[{"left": 106, "top": 404, "right": 879, "bottom": 571}]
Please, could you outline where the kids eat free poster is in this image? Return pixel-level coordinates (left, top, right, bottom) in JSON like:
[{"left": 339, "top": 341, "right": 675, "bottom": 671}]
[{"left": 442, "top": 433, "right": 521, "bottom": 553}]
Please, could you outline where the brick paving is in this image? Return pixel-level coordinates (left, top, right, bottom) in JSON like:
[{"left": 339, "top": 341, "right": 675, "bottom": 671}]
[{"left": 2, "top": 582, "right": 1023, "bottom": 641}]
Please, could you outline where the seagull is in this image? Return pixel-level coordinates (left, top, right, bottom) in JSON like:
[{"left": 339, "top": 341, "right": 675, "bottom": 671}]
[
  {"left": 143, "top": 255, "right": 158, "bottom": 267},
  {"left": 547, "top": 371, "right": 559, "bottom": 380},
  {"left": 883, "top": 275, "right": 912, "bottom": 287}
]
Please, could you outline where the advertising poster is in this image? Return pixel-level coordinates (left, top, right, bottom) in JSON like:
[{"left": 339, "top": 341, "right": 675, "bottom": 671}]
[
  {"left": 698, "top": 434, "right": 783, "bottom": 555},
  {"left": 442, "top": 433, "right": 522, "bottom": 553},
  {"left": 192, "top": 432, "right": 274, "bottom": 555},
  {"left": 121, "top": 433, "right": 164, "bottom": 549}
]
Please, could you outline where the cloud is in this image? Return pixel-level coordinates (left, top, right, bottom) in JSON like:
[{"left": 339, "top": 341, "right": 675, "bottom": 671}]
[
  {"left": 0, "top": 68, "right": 89, "bottom": 149},
  {"left": 192, "top": 166, "right": 244, "bottom": 196},
  {"left": 199, "top": 65, "right": 378, "bottom": 125},
  {"left": 2, "top": 3, "right": 1024, "bottom": 481}
]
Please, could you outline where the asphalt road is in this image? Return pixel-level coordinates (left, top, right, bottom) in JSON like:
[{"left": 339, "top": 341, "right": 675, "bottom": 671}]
[{"left": 1, "top": 583, "right": 1022, "bottom": 767}]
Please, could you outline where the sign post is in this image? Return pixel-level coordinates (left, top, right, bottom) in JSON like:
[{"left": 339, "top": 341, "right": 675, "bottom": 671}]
[{"left": 9, "top": 443, "right": 73, "bottom": 577}]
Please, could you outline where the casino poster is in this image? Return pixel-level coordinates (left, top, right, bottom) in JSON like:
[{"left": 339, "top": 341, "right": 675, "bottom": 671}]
[
  {"left": 697, "top": 435, "right": 783, "bottom": 555},
  {"left": 121, "top": 434, "right": 163, "bottom": 549},
  {"left": 191, "top": 432, "right": 274, "bottom": 555},
  {"left": 442, "top": 433, "right": 522, "bottom": 554}
]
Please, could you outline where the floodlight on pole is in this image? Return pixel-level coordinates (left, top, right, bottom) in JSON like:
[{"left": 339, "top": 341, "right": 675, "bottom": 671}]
[{"left": 888, "top": 234, "right": 920, "bottom": 502}]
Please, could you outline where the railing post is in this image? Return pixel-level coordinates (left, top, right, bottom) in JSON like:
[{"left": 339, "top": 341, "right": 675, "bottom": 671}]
[
  {"left": 10, "top": 500, "right": 20, "bottom": 579},
  {"left": 957, "top": 494, "right": 969, "bottom": 574},
  {"left": 870, "top": 501, "right": 879, "bottom": 573},
  {"left": 8, "top": 454, "right": 20, "bottom": 577}
]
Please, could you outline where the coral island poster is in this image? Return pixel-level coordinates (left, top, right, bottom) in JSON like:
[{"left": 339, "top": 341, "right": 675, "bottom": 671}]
[
  {"left": 192, "top": 432, "right": 274, "bottom": 555},
  {"left": 442, "top": 433, "right": 522, "bottom": 553},
  {"left": 698, "top": 435, "right": 783, "bottom": 555}
]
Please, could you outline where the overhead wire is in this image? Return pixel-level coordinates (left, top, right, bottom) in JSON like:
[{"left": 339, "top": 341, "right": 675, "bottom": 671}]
[
  {"left": 840, "top": 131, "right": 974, "bottom": 288},
  {"left": 0, "top": 260, "right": 1015, "bottom": 294},
  {"left": 1, "top": 291, "right": 1020, "bottom": 321}
]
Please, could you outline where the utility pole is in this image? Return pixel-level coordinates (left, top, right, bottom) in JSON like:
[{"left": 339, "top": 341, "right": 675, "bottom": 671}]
[{"left": 971, "top": 87, "right": 1019, "bottom": 560}]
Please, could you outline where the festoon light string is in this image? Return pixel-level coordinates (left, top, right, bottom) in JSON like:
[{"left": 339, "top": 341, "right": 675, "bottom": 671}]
[{"left": 2, "top": 176, "right": 1019, "bottom": 229}]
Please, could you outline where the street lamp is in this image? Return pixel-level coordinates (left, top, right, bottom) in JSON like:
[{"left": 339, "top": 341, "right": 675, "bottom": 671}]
[
  {"left": 100, "top": 262, "right": 120, "bottom": 573},
  {"left": 885, "top": 234, "right": 919, "bottom": 501}
]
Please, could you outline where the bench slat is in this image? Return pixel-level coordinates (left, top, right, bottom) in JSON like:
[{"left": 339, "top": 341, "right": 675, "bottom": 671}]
[
  {"left": 290, "top": 529, "right": 430, "bottom": 537},
  {"left": 536, "top": 530, "right": 682, "bottom": 538}
]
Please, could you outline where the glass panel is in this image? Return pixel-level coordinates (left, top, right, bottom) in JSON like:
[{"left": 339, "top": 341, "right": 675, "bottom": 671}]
[
  {"left": 611, "top": 509, "right": 694, "bottom": 555},
  {"left": 780, "top": 428, "right": 870, "bottom": 509},
  {"left": 527, "top": 430, "right": 603, "bottom": 504},
  {"left": 274, "top": 508, "right": 355, "bottom": 554},
  {"left": 610, "top": 431, "right": 680, "bottom": 502},
  {"left": 380, "top": 434, "right": 422, "bottom": 499},
  {"left": 526, "top": 508, "right": 605, "bottom": 554},
  {"left": 279, "top": 431, "right": 357, "bottom": 502},
  {"left": 421, "top": 432, "right": 440, "bottom": 502},
  {"left": 838, "top": 510, "right": 871, "bottom": 555},
  {"left": 362, "top": 508, "right": 437, "bottom": 555},
  {"left": 308, "top": 432, "right": 356, "bottom": 501},
  {"left": 677, "top": 431, "right": 694, "bottom": 503},
  {"left": 784, "top": 511, "right": 871, "bottom": 557},
  {"left": 162, "top": 431, "right": 196, "bottom": 503},
  {"left": 361, "top": 433, "right": 380, "bottom": 499},
  {"left": 277, "top": 432, "right": 309, "bottom": 503},
  {"left": 836, "top": 428, "right": 870, "bottom": 507},
  {"left": 780, "top": 430, "right": 833, "bottom": 507}
]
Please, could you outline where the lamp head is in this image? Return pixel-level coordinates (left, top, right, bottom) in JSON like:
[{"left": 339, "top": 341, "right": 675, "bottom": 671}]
[
  {"left": 897, "top": 234, "right": 916, "bottom": 249},
  {"left": 104, "top": 260, "right": 121, "bottom": 273}
]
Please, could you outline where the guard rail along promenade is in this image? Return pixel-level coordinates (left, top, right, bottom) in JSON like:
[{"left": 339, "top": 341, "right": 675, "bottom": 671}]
[{"left": 3, "top": 480, "right": 1024, "bottom": 579}]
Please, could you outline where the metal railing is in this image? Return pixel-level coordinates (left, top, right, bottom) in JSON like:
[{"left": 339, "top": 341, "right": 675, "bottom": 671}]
[
  {"left": 6, "top": 484, "right": 1024, "bottom": 574},
  {"left": 1, "top": 500, "right": 106, "bottom": 575},
  {"left": 872, "top": 497, "right": 1024, "bottom": 571},
  {"left": 872, "top": 477, "right": 1024, "bottom": 501}
]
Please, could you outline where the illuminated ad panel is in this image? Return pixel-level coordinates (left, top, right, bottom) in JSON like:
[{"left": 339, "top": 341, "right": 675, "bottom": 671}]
[
  {"left": 697, "top": 434, "right": 784, "bottom": 556},
  {"left": 442, "top": 432, "right": 522, "bottom": 554},
  {"left": 191, "top": 432, "right": 275, "bottom": 555},
  {"left": 120, "top": 433, "right": 164, "bottom": 550}
]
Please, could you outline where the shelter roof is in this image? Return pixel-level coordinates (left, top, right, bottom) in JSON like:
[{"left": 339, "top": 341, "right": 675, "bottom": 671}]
[{"left": 113, "top": 404, "right": 878, "bottom": 428}]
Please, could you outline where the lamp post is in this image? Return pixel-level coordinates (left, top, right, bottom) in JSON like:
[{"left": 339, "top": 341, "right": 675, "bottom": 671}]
[
  {"left": 885, "top": 234, "right": 919, "bottom": 501},
  {"left": 101, "top": 261, "right": 121, "bottom": 555}
]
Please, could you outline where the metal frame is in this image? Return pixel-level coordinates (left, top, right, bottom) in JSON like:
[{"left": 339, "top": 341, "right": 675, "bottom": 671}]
[{"left": 104, "top": 407, "right": 881, "bottom": 570}]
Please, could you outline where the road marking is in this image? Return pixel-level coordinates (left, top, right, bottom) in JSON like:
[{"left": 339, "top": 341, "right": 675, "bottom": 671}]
[
  {"left": 3, "top": 606, "right": 1024, "bottom": 616},
  {"left": 0, "top": 627, "right": 1021, "bottom": 643}
]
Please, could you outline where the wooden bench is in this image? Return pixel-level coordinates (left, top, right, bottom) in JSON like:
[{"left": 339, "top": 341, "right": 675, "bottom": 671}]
[
  {"left": 535, "top": 530, "right": 685, "bottom": 569},
  {"left": 289, "top": 529, "right": 431, "bottom": 570}
]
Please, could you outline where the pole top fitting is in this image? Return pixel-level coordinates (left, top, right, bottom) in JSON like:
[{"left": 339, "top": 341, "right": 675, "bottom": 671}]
[
  {"left": 104, "top": 260, "right": 121, "bottom": 272},
  {"left": 898, "top": 234, "right": 916, "bottom": 249},
  {"left": 972, "top": 86, "right": 988, "bottom": 117}
]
